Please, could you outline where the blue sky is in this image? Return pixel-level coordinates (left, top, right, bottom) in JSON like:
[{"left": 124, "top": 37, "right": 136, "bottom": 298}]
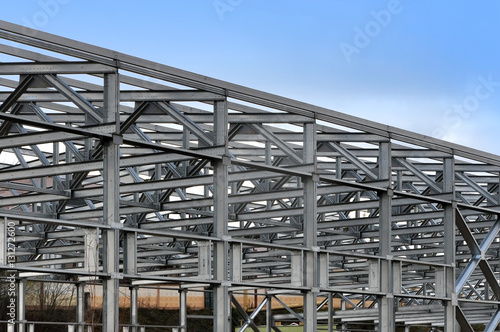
[{"left": 2, "top": 1, "right": 500, "bottom": 154}]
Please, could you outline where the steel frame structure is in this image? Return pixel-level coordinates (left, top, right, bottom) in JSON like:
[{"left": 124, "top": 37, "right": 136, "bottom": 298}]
[{"left": 0, "top": 20, "right": 500, "bottom": 332}]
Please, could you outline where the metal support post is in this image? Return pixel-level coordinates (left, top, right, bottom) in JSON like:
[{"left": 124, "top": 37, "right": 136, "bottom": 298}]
[
  {"left": 198, "top": 241, "right": 211, "bottom": 279},
  {"left": 368, "top": 260, "right": 380, "bottom": 291},
  {"left": 130, "top": 286, "right": 138, "bottom": 332},
  {"left": 84, "top": 228, "right": 99, "bottom": 274},
  {"left": 393, "top": 260, "right": 402, "bottom": 296},
  {"left": 443, "top": 157, "right": 457, "bottom": 331},
  {"left": 179, "top": 288, "right": 187, "bottom": 332},
  {"left": 102, "top": 72, "right": 120, "bottom": 332},
  {"left": 319, "top": 253, "right": 329, "bottom": 288},
  {"left": 378, "top": 141, "right": 395, "bottom": 332},
  {"left": 182, "top": 127, "right": 190, "bottom": 177},
  {"left": 124, "top": 231, "right": 137, "bottom": 275},
  {"left": 303, "top": 123, "right": 317, "bottom": 331},
  {"left": 340, "top": 300, "right": 347, "bottom": 331},
  {"left": 266, "top": 295, "right": 272, "bottom": 332},
  {"left": 291, "top": 251, "right": 302, "bottom": 287},
  {"left": 231, "top": 242, "right": 242, "bottom": 282},
  {"left": 328, "top": 292, "right": 334, "bottom": 332},
  {"left": 213, "top": 100, "right": 230, "bottom": 332},
  {"left": 18, "top": 278, "right": 26, "bottom": 332},
  {"left": 77, "top": 282, "right": 85, "bottom": 332}
]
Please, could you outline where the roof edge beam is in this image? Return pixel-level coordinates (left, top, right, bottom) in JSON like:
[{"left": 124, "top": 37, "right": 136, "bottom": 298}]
[{"left": 0, "top": 61, "right": 116, "bottom": 74}]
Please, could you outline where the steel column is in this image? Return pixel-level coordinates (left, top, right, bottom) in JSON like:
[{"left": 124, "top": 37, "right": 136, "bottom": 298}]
[
  {"left": 266, "top": 295, "right": 272, "bottom": 332},
  {"left": 179, "top": 288, "right": 187, "bottom": 332},
  {"left": 378, "top": 142, "right": 395, "bottom": 331},
  {"left": 77, "top": 283, "right": 85, "bottom": 332},
  {"left": 444, "top": 157, "right": 457, "bottom": 331},
  {"left": 17, "top": 278, "right": 26, "bottom": 332},
  {"left": 213, "top": 100, "right": 230, "bottom": 332},
  {"left": 124, "top": 231, "right": 137, "bottom": 275},
  {"left": 303, "top": 123, "right": 317, "bottom": 331},
  {"left": 84, "top": 228, "right": 98, "bottom": 274},
  {"left": 231, "top": 242, "right": 242, "bottom": 282},
  {"left": 102, "top": 72, "right": 121, "bottom": 332},
  {"left": 130, "top": 286, "right": 138, "bottom": 332}
]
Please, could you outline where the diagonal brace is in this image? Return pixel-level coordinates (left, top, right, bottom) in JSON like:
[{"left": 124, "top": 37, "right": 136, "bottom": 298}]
[
  {"left": 455, "top": 306, "right": 475, "bottom": 332},
  {"left": 40, "top": 74, "right": 102, "bottom": 123},
  {"left": 483, "top": 308, "right": 500, "bottom": 332},
  {"left": 250, "top": 123, "right": 303, "bottom": 164},
  {"left": 0, "top": 75, "right": 34, "bottom": 114},
  {"left": 328, "top": 142, "right": 378, "bottom": 180},
  {"left": 396, "top": 158, "right": 442, "bottom": 193},
  {"left": 156, "top": 101, "right": 213, "bottom": 146},
  {"left": 456, "top": 172, "right": 498, "bottom": 205},
  {"left": 231, "top": 294, "right": 264, "bottom": 332}
]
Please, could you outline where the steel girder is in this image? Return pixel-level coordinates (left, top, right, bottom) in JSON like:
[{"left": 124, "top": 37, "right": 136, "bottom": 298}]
[{"left": 0, "top": 20, "right": 500, "bottom": 332}]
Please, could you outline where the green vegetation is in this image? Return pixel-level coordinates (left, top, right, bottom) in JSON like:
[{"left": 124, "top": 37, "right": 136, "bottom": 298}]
[{"left": 256, "top": 325, "right": 332, "bottom": 331}]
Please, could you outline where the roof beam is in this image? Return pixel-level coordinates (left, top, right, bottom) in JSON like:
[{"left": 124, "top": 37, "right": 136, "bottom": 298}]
[{"left": 0, "top": 61, "right": 116, "bottom": 74}]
